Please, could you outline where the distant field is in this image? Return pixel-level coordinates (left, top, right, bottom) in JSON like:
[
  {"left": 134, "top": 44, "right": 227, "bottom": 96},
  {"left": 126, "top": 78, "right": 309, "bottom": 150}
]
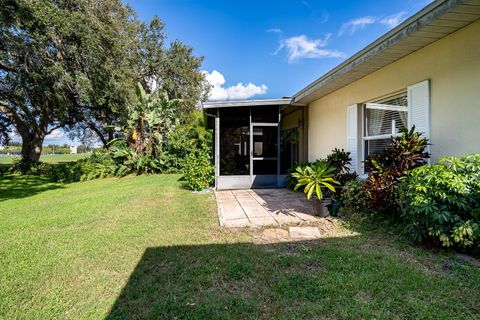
[{"left": 0, "top": 154, "right": 88, "bottom": 165}]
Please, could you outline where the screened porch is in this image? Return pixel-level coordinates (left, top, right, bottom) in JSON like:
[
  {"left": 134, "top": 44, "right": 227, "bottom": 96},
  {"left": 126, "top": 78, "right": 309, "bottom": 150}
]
[{"left": 203, "top": 99, "right": 307, "bottom": 190}]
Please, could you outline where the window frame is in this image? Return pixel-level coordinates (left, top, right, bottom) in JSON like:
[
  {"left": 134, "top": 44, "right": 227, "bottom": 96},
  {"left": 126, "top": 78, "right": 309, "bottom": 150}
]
[{"left": 361, "top": 90, "right": 408, "bottom": 174}]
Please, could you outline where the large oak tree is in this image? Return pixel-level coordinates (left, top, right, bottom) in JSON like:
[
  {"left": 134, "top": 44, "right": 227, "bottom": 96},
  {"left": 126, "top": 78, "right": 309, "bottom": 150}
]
[{"left": 0, "top": 0, "right": 209, "bottom": 161}]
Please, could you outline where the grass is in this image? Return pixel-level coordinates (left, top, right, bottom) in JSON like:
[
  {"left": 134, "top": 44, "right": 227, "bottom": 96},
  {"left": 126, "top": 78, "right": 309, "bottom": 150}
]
[
  {"left": 0, "top": 174, "right": 479, "bottom": 319},
  {"left": 0, "top": 153, "right": 87, "bottom": 165}
]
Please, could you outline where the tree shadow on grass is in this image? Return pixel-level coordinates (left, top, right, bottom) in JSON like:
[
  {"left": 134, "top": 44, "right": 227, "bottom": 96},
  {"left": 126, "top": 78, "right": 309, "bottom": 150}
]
[
  {"left": 105, "top": 236, "right": 479, "bottom": 320},
  {"left": 0, "top": 173, "right": 64, "bottom": 201},
  {"left": 0, "top": 163, "right": 11, "bottom": 172}
]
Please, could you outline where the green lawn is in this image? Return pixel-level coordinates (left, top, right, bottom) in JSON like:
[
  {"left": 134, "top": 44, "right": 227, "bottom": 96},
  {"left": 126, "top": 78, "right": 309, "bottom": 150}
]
[
  {"left": 0, "top": 154, "right": 88, "bottom": 172},
  {"left": 0, "top": 174, "right": 479, "bottom": 319},
  {"left": 0, "top": 153, "right": 88, "bottom": 165}
]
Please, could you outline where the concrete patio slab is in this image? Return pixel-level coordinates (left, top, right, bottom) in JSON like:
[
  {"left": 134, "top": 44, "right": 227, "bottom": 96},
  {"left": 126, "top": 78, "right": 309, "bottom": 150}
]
[{"left": 215, "top": 188, "right": 320, "bottom": 228}]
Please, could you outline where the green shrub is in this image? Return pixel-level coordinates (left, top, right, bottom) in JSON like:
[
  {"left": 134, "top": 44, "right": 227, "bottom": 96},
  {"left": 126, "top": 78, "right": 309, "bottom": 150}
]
[
  {"left": 47, "top": 162, "right": 84, "bottom": 182},
  {"left": 398, "top": 154, "right": 480, "bottom": 251},
  {"left": 10, "top": 158, "right": 85, "bottom": 183},
  {"left": 339, "top": 179, "right": 371, "bottom": 214},
  {"left": 76, "top": 141, "right": 163, "bottom": 181},
  {"left": 78, "top": 149, "right": 118, "bottom": 181},
  {"left": 326, "top": 148, "right": 358, "bottom": 188},
  {"left": 363, "top": 126, "right": 429, "bottom": 214},
  {"left": 181, "top": 148, "right": 214, "bottom": 191},
  {"left": 10, "top": 158, "right": 43, "bottom": 175},
  {"left": 160, "top": 111, "right": 211, "bottom": 173}
]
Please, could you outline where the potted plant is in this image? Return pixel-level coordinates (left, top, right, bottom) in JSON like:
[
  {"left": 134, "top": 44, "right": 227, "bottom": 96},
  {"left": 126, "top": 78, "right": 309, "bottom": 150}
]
[{"left": 291, "top": 161, "right": 340, "bottom": 217}]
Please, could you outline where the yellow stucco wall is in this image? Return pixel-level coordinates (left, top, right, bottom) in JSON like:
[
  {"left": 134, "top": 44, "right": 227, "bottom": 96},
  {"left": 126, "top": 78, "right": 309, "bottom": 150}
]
[
  {"left": 307, "top": 19, "right": 480, "bottom": 164},
  {"left": 281, "top": 107, "right": 308, "bottom": 162}
]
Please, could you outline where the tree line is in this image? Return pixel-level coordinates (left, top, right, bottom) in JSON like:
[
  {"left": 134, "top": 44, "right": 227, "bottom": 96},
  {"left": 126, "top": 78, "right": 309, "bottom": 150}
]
[
  {"left": 0, "top": 143, "right": 93, "bottom": 155},
  {"left": 0, "top": 0, "right": 210, "bottom": 162}
]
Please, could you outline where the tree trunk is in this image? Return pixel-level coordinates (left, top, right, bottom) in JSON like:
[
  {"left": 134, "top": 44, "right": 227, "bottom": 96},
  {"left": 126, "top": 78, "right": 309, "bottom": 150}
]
[{"left": 20, "top": 132, "right": 45, "bottom": 162}]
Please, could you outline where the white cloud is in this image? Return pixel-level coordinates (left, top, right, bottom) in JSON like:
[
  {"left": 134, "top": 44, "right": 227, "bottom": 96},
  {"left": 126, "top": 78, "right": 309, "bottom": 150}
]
[
  {"left": 379, "top": 12, "right": 407, "bottom": 29},
  {"left": 338, "top": 11, "right": 408, "bottom": 36},
  {"left": 45, "top": 129, "right": 64, "bottom": 139},
  {"left": 203, "top": 70, "right": 268, "bottom": 101},
  {"left": 338, "top": 16, "right": 376, "bottom": 36},
  {"left": 267, "top": 28, "right": 282, "bottom": 34},
  {"left": 275, "top": 34, "right": 345, "bottom": 63}
]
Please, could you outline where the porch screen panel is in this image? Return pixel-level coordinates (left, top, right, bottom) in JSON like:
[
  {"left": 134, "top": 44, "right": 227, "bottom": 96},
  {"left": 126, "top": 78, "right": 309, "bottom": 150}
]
[
  {"left": 253, "top": 127, "right": 277, "bottom": 158},
  {"left": 280, "top": 128, "right": 299, "bottom": 174},
  {"left": 219, "top": 107, "right": 250, "bottom": 175}
]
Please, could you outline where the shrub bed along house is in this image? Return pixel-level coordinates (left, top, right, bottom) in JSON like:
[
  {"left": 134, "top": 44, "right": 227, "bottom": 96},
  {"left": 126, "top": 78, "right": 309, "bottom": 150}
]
[
  {"left": 398, "top": 154, "right": 480, "bottom": 252},
  {"left": 338, "top": 126, "right": 480, "bottom": 253},
  {"left": 362, "top": 126, "right": 429, "bottom": 215}
]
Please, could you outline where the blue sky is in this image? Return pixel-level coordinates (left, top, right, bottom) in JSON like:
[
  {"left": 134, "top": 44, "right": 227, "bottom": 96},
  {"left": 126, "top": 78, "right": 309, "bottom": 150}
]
[
  {"left": 38, "top": 0, "right": 432, "bottom": 145},
  {"left": 126, "top": 0, "right": 432, "bottom": 101}
]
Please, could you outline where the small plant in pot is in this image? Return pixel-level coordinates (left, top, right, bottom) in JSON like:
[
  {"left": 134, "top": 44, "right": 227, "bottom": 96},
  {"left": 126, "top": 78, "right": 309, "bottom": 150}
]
[{"left": 291, "top": 161, "right": 340, "bottom": 218}]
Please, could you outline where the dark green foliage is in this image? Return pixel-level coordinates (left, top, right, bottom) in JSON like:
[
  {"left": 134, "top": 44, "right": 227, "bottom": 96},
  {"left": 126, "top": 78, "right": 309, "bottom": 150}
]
[
  {"left": 1, "top": 1, "right": 209, "bottom": 160},
  {"left": 9, "top": 159, "right": 39, "bottom": 175},
  {"left": 1, "top": 0, "right": 138, "bottom": 160},
  {"left": 7, "top": 110, "right": 214, "bottom": 189},
  {"left": 181, "top": 149, "right": 214, "bottom": 191},
  {"left": 340, "top": 180, "right": 371, "bottom": 214},
  {"left": 326, "top": 148, "right": 351, "bottom": 175},
  {"left": 105, "top": 140, "right": 162, "bottom": 177},
  {"left": 76, "top": 150, "right": 118, "bottom": 180},
  {"left": 10, "top": 158, "right": 84, "bottom": 182},
  {"left": 178, "top": 112, "right": 214, "bottom": 191},
  {"left": 398, "top": 154, "right": 480, "bottom": 251},
  {"left": 75, "top": 141, "right": 163, "bottom": 181},
  {"left": 76, "top": 90, "right": 214, "bottom": 185},
  {"left": 363, "top": 126, "right": 429, "bottom": 214},
  {"left": 161, "top": 111, "right": 212, "bottom": 173},
  {"left": 326, "top": 148, "right": 358, "bottom": 187},
  {"left": 181, "top": 152, "right": 214, "bottom": 192}
]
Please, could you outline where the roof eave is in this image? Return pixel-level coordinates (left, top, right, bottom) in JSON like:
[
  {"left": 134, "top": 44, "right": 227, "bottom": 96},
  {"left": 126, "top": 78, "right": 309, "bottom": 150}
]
[
  {"left": 292, "top": 0, "right": 474, "bottom": 104},
  {"left": 202, "top": 98, "right": 306, "bottom": 109}
]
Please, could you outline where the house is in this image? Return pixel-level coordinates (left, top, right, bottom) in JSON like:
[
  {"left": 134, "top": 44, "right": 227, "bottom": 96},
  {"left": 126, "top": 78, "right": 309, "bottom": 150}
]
[{"left": 204, "top": 0, "right": 480, "bottom": 190}]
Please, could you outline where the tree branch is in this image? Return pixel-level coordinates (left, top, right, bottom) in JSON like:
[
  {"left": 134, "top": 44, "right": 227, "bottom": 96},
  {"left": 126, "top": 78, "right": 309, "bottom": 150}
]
[
  {"left": 86, "top": 122, "right": 108, "bottom": 147},
  {"left": 0, "top": 61, "right": 15, "bottom": 72},
  {"left": 46, "top": 124, "right": 63, "bottom": 134},
  {"left": 0, "top": 101, "right": 28, "bottom": 134}
]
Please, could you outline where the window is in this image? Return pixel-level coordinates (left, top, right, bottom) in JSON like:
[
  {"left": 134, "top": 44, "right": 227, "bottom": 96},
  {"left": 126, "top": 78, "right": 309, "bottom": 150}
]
[{"left": 363, "top": 92, "right": 408, "bottom": 159}]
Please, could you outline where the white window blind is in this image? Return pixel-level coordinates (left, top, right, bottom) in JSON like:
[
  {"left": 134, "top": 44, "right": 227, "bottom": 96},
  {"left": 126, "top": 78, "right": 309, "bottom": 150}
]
[{"left": 364, "top": 92, "right": 408, "bottom": 157}]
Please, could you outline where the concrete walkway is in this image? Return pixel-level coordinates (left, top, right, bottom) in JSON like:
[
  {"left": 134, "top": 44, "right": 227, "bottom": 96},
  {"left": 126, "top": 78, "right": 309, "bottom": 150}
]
[{"left": 215, "top": 189, "right": 319, "bottom": 227}]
